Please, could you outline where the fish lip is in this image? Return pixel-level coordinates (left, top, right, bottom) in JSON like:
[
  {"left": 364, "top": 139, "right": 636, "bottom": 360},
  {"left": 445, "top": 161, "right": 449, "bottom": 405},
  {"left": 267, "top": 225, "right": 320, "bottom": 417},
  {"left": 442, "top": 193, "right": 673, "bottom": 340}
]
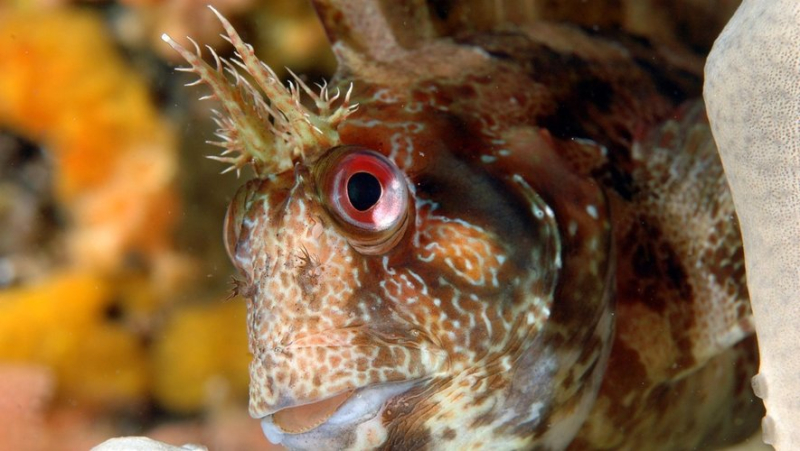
[
  {"left": 250, "top": 328, "right": 447, "bottom": 417},
  {"left": 259, "top": 380, "right": 418, "bottom": 446}
]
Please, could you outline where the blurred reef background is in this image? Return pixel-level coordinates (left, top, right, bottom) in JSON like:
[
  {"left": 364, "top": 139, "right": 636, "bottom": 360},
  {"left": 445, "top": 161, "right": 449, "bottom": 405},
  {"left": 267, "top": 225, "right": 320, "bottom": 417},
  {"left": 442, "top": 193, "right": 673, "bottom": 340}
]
[{"left": 0, "top": 0, "right": 743, "bottom": 450}]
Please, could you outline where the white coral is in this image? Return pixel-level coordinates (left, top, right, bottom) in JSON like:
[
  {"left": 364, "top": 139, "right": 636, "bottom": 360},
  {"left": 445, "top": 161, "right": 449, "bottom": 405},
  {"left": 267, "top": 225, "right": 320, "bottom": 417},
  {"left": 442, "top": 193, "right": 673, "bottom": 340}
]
[
  {"left": 92, "top": 437, "right": 206, "bottom": 451},
  {"left": 705, "top": 1, "right": 800, "bottom": 449}
]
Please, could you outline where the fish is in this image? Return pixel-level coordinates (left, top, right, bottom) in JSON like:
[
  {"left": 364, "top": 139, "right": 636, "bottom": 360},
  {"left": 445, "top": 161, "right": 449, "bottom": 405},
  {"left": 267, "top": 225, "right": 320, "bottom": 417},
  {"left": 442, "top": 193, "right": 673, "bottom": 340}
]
[{"left": 163, "top": 1, "right": 763, "bottom": 449}]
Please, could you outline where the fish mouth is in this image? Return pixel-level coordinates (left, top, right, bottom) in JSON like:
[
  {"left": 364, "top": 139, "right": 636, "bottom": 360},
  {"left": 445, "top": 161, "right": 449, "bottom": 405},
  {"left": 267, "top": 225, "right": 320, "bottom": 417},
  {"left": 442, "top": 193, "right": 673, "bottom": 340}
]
[{"left": 260, "top": 381, "right": 417, "bottom": 447}]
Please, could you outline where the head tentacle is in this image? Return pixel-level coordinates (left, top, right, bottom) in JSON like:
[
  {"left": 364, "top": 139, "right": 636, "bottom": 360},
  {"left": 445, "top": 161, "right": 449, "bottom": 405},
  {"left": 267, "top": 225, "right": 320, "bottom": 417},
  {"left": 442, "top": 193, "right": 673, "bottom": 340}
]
[{"left": 162, "top": 6, "right": 357, "bottom": 177}]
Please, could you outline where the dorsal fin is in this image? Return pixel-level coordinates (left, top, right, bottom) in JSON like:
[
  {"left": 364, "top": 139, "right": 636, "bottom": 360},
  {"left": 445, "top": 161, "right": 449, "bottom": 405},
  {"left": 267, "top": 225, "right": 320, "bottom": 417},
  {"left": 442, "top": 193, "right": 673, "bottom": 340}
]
[{"left": 310, "top": 0, "right": 729, "bottom": 74}]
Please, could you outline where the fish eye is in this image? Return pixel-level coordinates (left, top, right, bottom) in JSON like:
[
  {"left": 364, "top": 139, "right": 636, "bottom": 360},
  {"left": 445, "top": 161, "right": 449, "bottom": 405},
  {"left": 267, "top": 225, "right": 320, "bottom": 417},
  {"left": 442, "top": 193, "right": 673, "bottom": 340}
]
[
  {"left": 347, "top": 172, "right": 382, "bottom": 211},
  {"left": 317, "top": 146, "right": 410, "bottom": 254}
]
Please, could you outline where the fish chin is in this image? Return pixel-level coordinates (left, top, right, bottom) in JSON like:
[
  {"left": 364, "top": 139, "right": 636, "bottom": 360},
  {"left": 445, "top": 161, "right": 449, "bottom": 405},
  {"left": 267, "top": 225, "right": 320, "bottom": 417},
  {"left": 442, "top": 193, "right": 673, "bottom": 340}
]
[{"left": 261, "top": 381, "right": 417, "bottom": 450}]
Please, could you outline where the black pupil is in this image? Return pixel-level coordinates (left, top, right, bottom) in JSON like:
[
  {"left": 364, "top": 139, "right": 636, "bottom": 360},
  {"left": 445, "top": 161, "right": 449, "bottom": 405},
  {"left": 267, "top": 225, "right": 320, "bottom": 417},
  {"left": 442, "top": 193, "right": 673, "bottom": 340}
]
[{"left": 347, "top": 172, "right": 382, "bottom": 211}]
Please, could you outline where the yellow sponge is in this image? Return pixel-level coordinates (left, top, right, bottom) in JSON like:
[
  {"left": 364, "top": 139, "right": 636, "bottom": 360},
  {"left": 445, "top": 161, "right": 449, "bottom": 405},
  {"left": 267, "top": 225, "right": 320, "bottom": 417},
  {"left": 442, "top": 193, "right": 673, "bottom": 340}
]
[{"left": 0, "top": 272, "right": 149, "bottom": 407}]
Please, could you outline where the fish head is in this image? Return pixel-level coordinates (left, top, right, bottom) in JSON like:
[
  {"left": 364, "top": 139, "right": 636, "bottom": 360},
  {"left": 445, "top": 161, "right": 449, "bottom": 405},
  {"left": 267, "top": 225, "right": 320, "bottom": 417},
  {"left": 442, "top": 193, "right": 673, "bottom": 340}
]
[{"left": 165, "top": 6, "right": 614, "bottom": 449}]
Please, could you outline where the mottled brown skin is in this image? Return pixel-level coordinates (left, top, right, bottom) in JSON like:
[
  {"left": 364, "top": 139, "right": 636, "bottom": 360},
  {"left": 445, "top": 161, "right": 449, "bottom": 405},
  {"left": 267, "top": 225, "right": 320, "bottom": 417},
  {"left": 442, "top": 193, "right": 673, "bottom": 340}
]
[{"left": 169, "top": 1, "right": 762, "bottom": 449}]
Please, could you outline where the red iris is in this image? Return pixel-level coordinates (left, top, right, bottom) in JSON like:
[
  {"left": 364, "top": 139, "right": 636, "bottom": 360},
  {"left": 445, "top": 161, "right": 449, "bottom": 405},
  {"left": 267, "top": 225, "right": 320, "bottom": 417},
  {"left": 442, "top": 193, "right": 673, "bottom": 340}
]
[{"left": 318, "top": 146, "right": 409, "bottom": 254}]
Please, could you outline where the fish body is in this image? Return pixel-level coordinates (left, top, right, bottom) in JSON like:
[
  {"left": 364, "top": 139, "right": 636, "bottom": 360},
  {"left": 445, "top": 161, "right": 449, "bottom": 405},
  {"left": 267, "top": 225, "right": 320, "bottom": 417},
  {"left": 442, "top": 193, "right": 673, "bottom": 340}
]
[{"left": 166, "top": 2, "right": 761, "bottom": 449}]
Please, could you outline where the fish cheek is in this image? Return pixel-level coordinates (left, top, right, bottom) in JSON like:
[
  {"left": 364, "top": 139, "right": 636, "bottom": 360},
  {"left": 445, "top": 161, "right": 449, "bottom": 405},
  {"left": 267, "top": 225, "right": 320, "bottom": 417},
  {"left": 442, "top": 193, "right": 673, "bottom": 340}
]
[{"left": 461, "top": 130, "right": 614, "bottom": 444}]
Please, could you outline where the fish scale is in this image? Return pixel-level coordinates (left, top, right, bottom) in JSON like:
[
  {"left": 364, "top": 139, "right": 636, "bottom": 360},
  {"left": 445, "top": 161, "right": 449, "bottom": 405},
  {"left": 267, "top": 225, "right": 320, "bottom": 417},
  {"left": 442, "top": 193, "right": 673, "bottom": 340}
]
[{"left": 164, "top": 1, "right": 762, "bottom": 449}]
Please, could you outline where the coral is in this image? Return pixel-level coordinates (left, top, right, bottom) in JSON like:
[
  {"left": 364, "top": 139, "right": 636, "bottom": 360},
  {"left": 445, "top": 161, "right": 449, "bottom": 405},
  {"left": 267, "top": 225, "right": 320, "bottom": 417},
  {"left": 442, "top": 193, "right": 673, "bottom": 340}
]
[
  {"left": 705, "top": 1, "right": 800, "bottom": 448},
  {"left": 92, "top": 437, "right": 207, "bottom": 451}
]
